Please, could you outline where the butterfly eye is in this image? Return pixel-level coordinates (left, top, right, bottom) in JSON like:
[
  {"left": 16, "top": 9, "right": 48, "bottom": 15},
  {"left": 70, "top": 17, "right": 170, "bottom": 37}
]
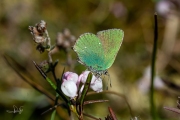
[
  {"left": 104, "top": 70, "right": 108, "bottom": 75},
  {"left": 71, "top": 46, "right": 74, "bottom": 50}
]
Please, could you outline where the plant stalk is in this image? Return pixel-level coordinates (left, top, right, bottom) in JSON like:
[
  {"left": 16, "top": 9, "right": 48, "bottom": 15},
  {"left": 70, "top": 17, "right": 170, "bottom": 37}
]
[{"left": 150, "top": 13, "right": 158, "bottom": 120}]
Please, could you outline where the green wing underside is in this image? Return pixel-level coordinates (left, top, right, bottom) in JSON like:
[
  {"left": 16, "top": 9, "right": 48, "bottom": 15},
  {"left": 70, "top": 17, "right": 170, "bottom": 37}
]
[
  {"left": 74, "top": 33, "right": 105, "bottom": 70},
  {"left": 97, "top": 29, "right": 124, "bottom": 68},
  {"left": 73, "top": 29, "right": 124, "bottom": 71}
]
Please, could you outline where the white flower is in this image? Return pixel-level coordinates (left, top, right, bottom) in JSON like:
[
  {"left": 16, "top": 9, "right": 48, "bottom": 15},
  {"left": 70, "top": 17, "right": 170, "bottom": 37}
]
[
  {"left": 61, "top": 72, "right": 79, "bottom": 98},
  {"left": 80, "top": 71, "right": 103, "bottom": 93},
  {"left": 90, "top": 78, "right": 103, "bottom": 93},
  {"left": 61, "top": 80, "right": 77, "bottom": 98},
  {"left": 80, "top": 71, "right": 90, "bottom": 84}
]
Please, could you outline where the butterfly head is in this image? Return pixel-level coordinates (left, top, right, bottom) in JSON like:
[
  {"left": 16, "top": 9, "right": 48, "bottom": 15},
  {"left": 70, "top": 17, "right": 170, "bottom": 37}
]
[{"left": 88, "top": 66, "right": 108, "bottom": 78}]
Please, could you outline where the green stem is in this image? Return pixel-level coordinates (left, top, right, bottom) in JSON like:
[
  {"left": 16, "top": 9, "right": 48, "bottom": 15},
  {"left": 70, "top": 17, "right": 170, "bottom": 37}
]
[
  {"left": 33, "top": 61, "right": 57, "bottom": 90},
  {"left": 46, "top": 77, "right": 57, "bottom": 90},
  {"left": 150, "top": 13, "right": 158, "bottom": 120},
  {"left": 77, "top": 73, "right": 92, "bottom": 118},
  {"left": 33, "top": 61, "right": 69, "bottom": 106}
]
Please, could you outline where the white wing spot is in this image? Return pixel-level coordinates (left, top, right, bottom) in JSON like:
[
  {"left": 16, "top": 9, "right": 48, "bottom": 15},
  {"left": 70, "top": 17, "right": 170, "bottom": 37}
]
[
  {"left": 99, "top": 43, "right": 101, "bottom": 45},
  {"left": 85, "top": 47, "right": 87, "bottom": 48}
]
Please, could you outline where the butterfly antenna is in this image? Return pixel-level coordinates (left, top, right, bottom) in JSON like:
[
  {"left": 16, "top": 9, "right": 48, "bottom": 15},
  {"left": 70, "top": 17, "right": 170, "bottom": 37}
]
[
  {"left": 106, "top": 71, "right": 112, "bottom": 90},
  {"left": 109, "top": 74, "right": 112, "bottom": 87}
]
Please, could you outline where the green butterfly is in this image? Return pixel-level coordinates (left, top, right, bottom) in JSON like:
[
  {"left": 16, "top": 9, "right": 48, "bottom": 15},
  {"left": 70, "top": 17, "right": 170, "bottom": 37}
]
[{"left": 73, "top": 29, "right": 124, "bottom": 77}]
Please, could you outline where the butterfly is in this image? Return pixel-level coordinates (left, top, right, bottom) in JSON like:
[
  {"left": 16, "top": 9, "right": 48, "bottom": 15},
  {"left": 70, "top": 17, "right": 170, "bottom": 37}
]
[{"left": 73, "top": 29, "right": 124, "bottom": 77}]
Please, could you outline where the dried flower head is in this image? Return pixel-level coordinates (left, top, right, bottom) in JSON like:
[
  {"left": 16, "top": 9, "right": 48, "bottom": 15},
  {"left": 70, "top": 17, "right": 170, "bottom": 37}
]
[
  {"left": 36, "top": 20, "right": 47, "bottom": 33},
  {"left": 56, "top": 28, "right": 76, "bottom": 50},
  {"left": 29, "top": 20, "right": 50, "bottom": 53},
  {"left": 29, "top": 20, "right": 47, "bottom": 44},
  {"left": 38, "top": 60, "right": 50, "bottom": 72}
]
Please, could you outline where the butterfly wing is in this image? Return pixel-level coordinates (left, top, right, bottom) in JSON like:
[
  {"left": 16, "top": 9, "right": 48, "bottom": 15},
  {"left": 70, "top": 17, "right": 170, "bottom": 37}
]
[
  {"left": 73, "top": 33, "right": 105, "bottom": 71},
  {"left": 97, "top": 29, "right": 124, "bottom": 69}
]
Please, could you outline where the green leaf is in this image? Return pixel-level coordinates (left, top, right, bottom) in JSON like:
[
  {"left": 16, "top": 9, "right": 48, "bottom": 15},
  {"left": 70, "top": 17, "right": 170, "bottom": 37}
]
[
  {"left": 77, "top": 73, "right": 92, "bottom": 115},
  {"left": 51, "top": 110, "right": 56, "bottom": 120}
]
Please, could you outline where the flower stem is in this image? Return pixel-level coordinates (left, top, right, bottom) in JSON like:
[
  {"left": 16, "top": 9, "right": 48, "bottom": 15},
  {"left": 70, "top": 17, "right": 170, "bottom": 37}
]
[{"left": 150, "top": 13, "right": 159, "bottom": 120}]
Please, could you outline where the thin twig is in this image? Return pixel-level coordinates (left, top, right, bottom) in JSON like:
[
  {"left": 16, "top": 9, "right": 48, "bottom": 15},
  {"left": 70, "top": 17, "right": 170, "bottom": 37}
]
[
  {"left": 87, "top": 90, "right": 133, "bottom": 118},
  {"left": 83, "top": 100, "right": 109, "bottom": 105},
  {"left": 164, "top": 107, "right": 180, "bottom": 114},
  {"left": 3, "top": 55, "right": 55, "bottom": 101},
  {"left": 83, "top": 113, "right": 100, "bottom": 120},
  {"left": 41, "top": 103, "right": 65, "bottom": 115}
]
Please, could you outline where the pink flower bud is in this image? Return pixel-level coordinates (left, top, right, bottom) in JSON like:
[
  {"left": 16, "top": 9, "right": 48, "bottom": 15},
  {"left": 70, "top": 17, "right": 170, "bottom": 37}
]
[
  {"left": 61, "top": 80, "right": 77, "bottom": 98},
  {"left": 80, "top": 71, "right": 103, "bottom": 93},
  {"left": 62, "top": 72, "right": 78, "bottom": 83}
]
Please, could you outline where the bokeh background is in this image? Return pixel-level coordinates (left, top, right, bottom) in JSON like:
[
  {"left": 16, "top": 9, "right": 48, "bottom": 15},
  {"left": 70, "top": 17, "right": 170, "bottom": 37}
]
[{"left": 1, "top": 0, "right": 180, "bottom": 119}]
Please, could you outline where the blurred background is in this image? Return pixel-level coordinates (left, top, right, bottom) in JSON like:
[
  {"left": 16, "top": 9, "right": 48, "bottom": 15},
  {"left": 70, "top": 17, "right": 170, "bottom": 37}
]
[{"left": 1, "top": 0, "right": 180, "bottom": 119}]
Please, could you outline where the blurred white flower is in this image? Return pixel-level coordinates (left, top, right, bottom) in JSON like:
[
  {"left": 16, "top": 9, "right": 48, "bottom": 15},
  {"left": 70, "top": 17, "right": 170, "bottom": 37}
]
[
  {"left": 138, "top": 66, "right": 165, "bottom": 93},
  {"left": 156, "top": 0, "right": 174, "bottom": 17},
  {"left": 110, "top": 2, "right": 127, "bottom": 18}
]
